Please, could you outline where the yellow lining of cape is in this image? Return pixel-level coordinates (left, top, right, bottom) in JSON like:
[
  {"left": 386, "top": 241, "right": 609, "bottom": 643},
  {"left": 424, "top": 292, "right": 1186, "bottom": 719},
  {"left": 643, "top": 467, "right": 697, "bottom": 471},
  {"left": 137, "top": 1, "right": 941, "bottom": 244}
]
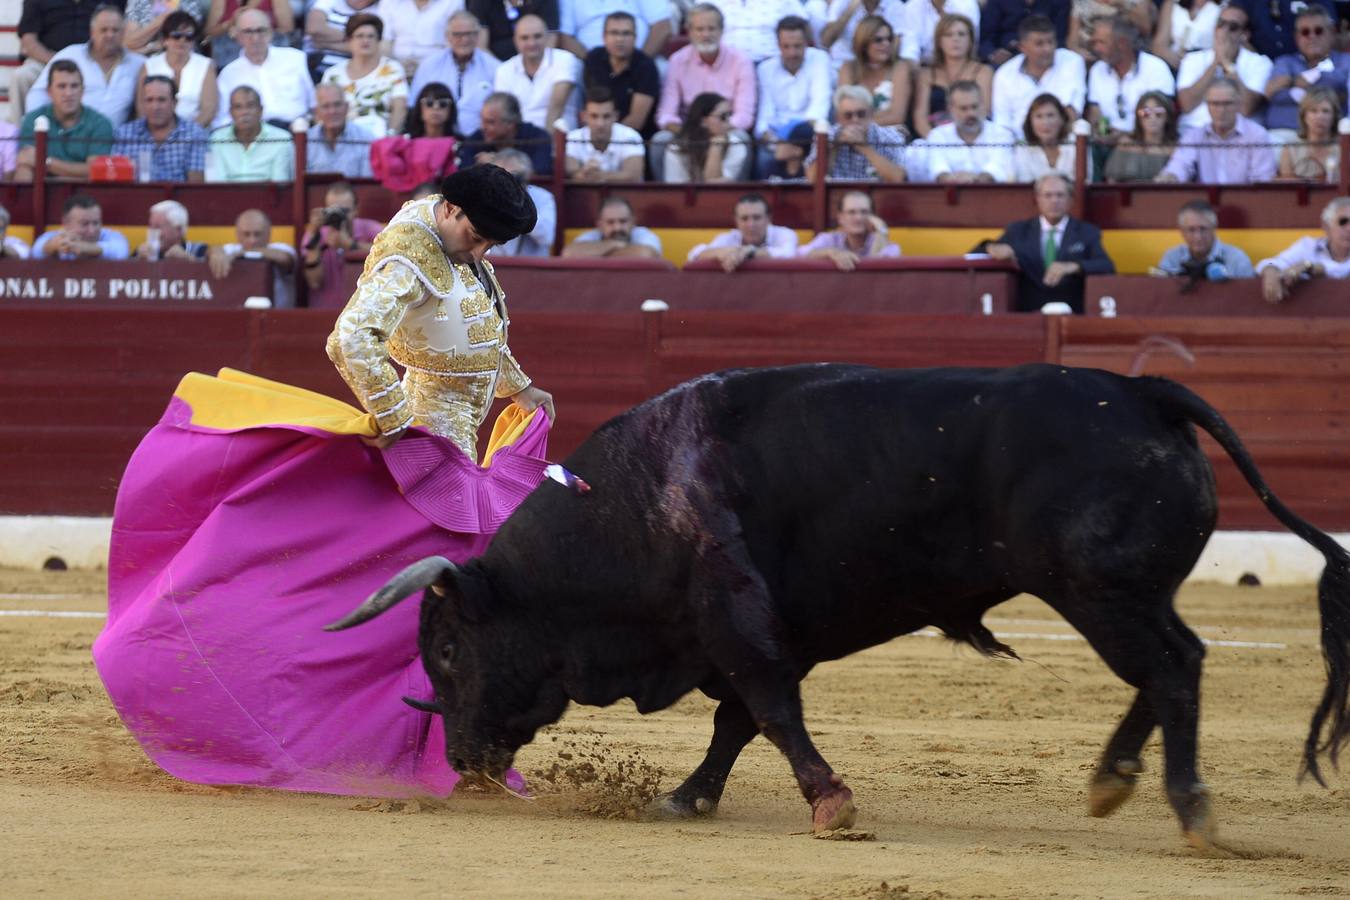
[{"left": 175, "top": 368, "right": 537, "bottom": 467}]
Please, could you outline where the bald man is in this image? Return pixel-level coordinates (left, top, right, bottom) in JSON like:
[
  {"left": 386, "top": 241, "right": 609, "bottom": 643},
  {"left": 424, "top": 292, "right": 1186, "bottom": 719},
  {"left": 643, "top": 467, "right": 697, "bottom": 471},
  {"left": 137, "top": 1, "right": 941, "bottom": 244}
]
[
  {"left": 213, "top": 8, "right": 315, "bottom": 129},
  {"left": 209, "top": 210, "right": 298, "bottom": 308}
]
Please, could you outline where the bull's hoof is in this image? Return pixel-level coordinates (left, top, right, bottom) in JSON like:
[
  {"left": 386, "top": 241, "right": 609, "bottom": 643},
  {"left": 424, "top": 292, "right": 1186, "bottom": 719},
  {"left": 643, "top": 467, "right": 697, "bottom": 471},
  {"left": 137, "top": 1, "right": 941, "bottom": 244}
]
[
  {"left": 811, "top": 786, "right": 857, "bottom": 832},
  {"left": 1169, "top": 783, "right": 1215, "bottom": 851},
  {"left": 1088, "top": 758, "right": 1142, "bottom": 818},
  {"left": 648, "top": 792, "right": 718, "bottom": 820}
]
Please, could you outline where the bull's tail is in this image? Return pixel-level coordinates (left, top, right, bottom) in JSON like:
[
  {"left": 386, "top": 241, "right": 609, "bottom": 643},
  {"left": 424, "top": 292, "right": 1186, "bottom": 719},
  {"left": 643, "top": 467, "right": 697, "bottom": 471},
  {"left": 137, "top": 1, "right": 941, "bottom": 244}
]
[{"left": 1137, "top": 375, "right": 1350, "bottom": 786}]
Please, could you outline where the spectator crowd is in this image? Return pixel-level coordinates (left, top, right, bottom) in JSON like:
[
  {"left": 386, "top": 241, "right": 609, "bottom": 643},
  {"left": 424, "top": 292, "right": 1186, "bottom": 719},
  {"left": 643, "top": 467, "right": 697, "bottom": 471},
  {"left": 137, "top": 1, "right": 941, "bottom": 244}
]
[
  {"left": 4, "top": 0, "right": 1350, "bottom": 304},
  {"left": 7, "top": 0, "right": 1350, "bottom": 187}
]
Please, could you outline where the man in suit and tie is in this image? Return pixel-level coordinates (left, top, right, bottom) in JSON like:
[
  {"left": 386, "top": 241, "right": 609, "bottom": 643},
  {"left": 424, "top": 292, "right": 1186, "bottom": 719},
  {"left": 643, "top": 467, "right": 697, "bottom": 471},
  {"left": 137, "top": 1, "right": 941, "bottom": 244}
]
[{"left": 987, "top": 173, "right": 1115, "bottom": 312}]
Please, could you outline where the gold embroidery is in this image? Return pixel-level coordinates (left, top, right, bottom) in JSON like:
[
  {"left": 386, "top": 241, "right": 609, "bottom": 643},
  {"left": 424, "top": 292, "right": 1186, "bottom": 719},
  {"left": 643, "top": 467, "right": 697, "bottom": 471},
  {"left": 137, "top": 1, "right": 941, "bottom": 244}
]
[
  {"left": 466, "top": 316, "right": 502, "bottom": 346},
  {"left": 327, "top": 195, "right": 531, "bottom": 459},
  {"left": 393, "top": 346, "right": 501, "bottom": 376},
  {"left": 460, "top": 290, "right": 491, "bottom": 318}
]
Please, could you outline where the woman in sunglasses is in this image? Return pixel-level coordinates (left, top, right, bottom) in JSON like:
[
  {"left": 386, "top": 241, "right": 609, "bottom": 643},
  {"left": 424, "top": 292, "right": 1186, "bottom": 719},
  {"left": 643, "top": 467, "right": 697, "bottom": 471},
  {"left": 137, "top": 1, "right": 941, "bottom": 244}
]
[
  {"left": 405, "top": 82, "right": 460, "bottom": 141},
  {"left": 371, "top": 82, "right": 461, "bottom": 191},
  {"left": 1102, "top": 91, "right": 1177, "bottom": 183},
  {"left": 321, "top": 13, "right": 409, "bottom": 137},
  {"left": 123, "top": 0, "right": 213, "bottom": 54},
  {"left": 663, "top": 92, "right": 750, "bottom": 183},
  {"left": 135, "top": 11, "right": 219, "bottom": 127},
  {"left": 1277, "top": 87, "right": 1341, "bottom": 182},
  {"left": 837, "top": 16, "right": 912, "bottom": 134}
]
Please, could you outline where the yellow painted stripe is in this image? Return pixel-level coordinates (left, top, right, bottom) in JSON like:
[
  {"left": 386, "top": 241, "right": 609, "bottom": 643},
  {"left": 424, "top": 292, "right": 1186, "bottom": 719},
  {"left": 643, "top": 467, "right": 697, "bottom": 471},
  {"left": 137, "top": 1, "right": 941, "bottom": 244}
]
[{"left": 567, "top": 226, "right": 1324, "bottom": 274}]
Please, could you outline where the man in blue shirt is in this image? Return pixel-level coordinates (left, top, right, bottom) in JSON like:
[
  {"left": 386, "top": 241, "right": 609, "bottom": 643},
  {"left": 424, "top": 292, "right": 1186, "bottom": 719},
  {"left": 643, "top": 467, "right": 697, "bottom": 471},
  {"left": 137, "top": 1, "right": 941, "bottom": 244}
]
[
  {"left": 32, "top": 194, "right": 130, "bottom": 261},
  {"left": 1156, "top": 200, "right": 1255, "bottom": 280},
  {"left": 112, "top": 75, "right": 208, "bottom": 181},
  {"left": 1262, "top": 5, "right": 1350, "bottom": 132},
  {"left": 307, "top": 84, "right": 374, "bottom": 178},
  {"left": 409, "top": 10, "right": 501, "bottom": 137},
  {"left": 1241, "top": 0, "right": 1336, "bottom": 59}
]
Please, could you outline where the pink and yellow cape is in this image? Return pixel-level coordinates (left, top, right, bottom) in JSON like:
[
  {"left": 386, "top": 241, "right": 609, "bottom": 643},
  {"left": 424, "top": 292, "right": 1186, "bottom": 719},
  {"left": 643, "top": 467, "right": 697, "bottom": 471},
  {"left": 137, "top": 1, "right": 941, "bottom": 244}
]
[{"left": 94, "top": 369, "right": 549, "bottom": 796}]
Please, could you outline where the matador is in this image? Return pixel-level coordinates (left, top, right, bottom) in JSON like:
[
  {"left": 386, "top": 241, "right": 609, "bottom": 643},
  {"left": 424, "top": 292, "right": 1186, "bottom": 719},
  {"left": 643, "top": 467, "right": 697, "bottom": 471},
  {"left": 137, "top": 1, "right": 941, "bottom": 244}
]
[{"left": 327, "top": 164, "right": 554, "bottom": 458}]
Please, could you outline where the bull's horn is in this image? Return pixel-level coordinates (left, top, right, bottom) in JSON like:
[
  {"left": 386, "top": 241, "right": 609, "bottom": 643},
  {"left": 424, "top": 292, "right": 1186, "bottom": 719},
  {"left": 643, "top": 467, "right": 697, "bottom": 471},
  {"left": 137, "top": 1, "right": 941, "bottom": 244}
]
[
  {"left": 324, "top": 556, "right": 456, "bottom": 631},
  {"left": 402, "top": 696, "right": 443, "bottom": 715}
]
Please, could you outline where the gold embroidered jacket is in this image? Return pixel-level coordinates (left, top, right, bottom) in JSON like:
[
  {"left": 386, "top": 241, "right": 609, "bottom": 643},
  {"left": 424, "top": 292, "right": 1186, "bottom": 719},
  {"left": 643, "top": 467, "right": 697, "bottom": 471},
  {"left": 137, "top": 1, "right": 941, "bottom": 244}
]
[{"left": 326, "top": 195, "right": 532, "bottom": 458}]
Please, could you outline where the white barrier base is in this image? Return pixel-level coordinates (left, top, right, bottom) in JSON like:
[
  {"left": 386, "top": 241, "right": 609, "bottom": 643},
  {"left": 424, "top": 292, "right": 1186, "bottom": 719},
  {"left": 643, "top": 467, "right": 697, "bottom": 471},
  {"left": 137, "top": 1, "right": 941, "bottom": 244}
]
[{"left": 0, "top": 517, "right": 1346, "bottom": 585}]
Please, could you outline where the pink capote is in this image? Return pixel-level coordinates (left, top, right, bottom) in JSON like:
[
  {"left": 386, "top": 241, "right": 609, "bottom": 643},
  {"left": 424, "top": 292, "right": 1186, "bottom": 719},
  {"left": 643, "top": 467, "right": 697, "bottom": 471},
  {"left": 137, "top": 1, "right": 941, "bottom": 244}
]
[{"left": 94, "top": 374, "right": 549, "bottom": 796}]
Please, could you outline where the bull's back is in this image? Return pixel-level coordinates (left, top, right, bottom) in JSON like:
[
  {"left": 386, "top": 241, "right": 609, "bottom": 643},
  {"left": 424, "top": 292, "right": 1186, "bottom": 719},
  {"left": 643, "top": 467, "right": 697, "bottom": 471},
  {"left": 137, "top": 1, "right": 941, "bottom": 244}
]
[{"left": 709, "top": 364, "right": 1218, "bottom": 653}]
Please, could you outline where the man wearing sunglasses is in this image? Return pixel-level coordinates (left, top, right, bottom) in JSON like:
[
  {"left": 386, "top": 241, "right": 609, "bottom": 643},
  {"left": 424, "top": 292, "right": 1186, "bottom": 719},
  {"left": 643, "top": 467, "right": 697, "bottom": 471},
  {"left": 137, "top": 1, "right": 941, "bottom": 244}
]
[
  {"left": 1262, "top": 6, "right": 1349, "bottom": 134},
  {"left": 1238, "top": 0, "right": 1336, "bottom": 59},
  {"left": 805, "top": 84, "right": 907, "bottom": 182},
  {"left": 1175, "top": 5, "right": 1273, "bottom": 130},
  {"left": 1256, "top": 196, "right": 1350, "bottom": 302},
  {"left": 25, "top": 6, "right": 145, "bottom": 127}
]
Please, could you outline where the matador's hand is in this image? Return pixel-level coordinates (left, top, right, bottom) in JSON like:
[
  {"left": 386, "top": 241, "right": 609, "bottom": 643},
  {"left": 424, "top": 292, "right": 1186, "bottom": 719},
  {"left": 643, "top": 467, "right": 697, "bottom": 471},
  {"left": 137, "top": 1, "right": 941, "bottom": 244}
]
[{"left": 510, "top": 385, "right": 556, "bottom": 421}]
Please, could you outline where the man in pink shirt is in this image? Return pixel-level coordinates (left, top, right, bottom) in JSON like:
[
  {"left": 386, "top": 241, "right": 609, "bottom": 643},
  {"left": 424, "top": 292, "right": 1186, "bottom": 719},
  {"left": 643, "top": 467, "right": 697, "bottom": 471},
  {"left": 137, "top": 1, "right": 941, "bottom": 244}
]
[{"left": 648, "top": 2, "right": 756, "bottom": 180}]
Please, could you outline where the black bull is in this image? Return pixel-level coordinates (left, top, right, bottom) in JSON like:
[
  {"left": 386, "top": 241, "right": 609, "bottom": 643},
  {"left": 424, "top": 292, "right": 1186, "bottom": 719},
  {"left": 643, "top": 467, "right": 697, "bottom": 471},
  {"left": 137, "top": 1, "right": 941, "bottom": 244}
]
[{"left": 328, "top": 363, "right": 1350, "bottom": 847}]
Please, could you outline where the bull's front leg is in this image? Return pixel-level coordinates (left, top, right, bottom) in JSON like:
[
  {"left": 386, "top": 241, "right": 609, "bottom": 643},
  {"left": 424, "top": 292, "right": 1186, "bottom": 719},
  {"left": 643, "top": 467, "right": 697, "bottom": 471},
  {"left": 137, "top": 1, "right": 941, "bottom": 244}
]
[
  {"left": 690, "top": 565, "right": 856, "bottom": 829},
  {"left": 744, "top": 680, "right": 857, "bottom": 832},
  {"left": 652, "top": 698, "right": 759, "bottom": 819}
]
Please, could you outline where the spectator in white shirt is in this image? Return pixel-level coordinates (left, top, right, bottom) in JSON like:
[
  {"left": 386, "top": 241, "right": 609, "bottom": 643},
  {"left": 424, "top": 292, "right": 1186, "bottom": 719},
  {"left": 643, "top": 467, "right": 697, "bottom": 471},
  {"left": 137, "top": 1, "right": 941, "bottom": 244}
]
[
  {"left": 213, "top": 9, "right": 317, "bottom": 128},
  {"left": 688, "top": 192, "right": 800, "bottom": 270},
  {"left": 819, "top": 0, "right": 906, "bottom": 67},
  {"left": 379, "top": 0, "right": 463, "bottom": 79},
  {"left": 927, "top": 80, "right": 1017, "bottom": 182},
  {"left": 26, "top": 6, "right": 145, "bottom": 127},
  {"left": 755, "top": 15, "right": 833, "bottom": 180},
  {"left": 705, "top": 0, "right": 805, "bottom": 63},
  {"left": 558, "top": 0, "right": 672, "bottom": 59},
  {"left": 495, "top": 13, "right": 582, "bottom": 131},
  {"left": 900, "top": 0, "right": 982, "bottom": 66},
  {"left": 492, "top": 148, "right": 558, "bottom": 257},
  {"left": 990, "top": 14, "right": 1086, "bottom": 133},
  {"left": 1256, "top": 196, "right": 1350, "bottom": 303},
  {"left": 1174, "top": 4, "right": 1272, "bottom": 130},
  {"left": 565, "top": 87, "right": 645, "bottom": 181},
  {"left": 1086, "top": 17, "right": 1176, "bottom": 140}
]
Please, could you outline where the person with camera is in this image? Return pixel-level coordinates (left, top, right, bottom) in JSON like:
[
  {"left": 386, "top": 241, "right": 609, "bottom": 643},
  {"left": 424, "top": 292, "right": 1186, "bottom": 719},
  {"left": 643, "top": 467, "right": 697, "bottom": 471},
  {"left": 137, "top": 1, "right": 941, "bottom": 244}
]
[
  {"left": 1154, "top": 200, "right": 1254, "bottom": 286},
  {"left": 301, "top": 182, "right": 383, "bottom": 308}
]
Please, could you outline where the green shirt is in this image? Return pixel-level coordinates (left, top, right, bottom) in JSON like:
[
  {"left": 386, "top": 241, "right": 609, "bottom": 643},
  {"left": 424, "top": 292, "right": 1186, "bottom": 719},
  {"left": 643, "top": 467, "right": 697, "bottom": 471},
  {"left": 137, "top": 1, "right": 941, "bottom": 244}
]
[
  {"left": 20, "top": 104, "right": 114, "bottom": 162},
  {"left": 205, "top": 123, "right": 294, "bottom": 182}
]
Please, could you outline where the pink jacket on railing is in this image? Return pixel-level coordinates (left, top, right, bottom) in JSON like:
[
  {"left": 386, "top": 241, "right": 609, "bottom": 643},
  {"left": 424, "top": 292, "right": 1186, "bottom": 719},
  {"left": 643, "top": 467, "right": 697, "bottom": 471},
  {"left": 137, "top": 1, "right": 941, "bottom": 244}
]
[{"left": 370, "top": 135, "right": 459, "bottom": 193}]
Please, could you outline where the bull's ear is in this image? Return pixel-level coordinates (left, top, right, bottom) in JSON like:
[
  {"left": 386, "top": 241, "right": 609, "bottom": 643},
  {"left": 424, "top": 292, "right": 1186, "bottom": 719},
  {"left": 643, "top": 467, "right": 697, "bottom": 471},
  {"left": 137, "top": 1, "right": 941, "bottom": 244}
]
[{"left": 433, "top": 565, "right": 495, "bottom": 625}]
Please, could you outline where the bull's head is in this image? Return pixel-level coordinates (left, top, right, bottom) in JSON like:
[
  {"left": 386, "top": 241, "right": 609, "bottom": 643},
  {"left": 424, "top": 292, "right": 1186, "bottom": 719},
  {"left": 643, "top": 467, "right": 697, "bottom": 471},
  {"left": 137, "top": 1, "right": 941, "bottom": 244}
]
[{"left": 325, "top": 556, "right": 567, "bottom": 786}]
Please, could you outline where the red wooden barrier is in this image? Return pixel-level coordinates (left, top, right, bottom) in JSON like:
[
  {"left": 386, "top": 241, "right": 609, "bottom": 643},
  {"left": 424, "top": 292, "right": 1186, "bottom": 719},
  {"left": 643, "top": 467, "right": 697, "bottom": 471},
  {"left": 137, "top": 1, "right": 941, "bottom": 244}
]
[
  {"left": 1, "top": 308, "right": 1346, "bottom": 533},
  {"left": 1085, "top": 275, "right": 1350, "bottom": 317}
]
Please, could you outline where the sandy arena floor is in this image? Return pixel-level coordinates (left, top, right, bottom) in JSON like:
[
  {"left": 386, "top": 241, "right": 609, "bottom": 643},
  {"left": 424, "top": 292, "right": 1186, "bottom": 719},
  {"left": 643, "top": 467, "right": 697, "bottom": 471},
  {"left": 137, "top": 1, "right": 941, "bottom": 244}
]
[{"left": 2, "top": 568, "right": 1347, "bottom": 898}]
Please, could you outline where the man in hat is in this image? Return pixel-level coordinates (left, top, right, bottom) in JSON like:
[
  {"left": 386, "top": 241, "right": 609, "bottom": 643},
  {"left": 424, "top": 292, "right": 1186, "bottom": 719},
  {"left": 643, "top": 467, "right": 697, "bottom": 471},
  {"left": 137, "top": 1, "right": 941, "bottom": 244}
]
[{"left": 327, "top": 163, "right": 555, "bottom": 460}]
